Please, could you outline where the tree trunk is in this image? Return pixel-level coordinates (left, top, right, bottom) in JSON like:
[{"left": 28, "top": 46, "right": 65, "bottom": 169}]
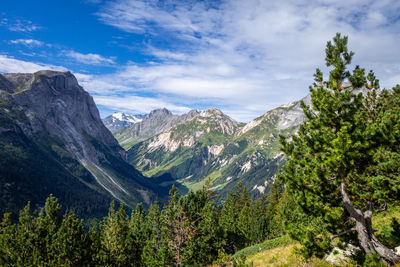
[{"left": 340, "top": 178, "right": 400, "bottom": 264}]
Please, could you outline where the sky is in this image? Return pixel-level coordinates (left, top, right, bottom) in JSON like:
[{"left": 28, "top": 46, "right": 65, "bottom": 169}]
[{"left": 0, "top": 0, "right": 399, "bottom": 122}]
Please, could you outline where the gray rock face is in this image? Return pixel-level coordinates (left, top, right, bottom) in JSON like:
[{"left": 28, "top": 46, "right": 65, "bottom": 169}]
[
  {"left": 115, "top": 107, "right": 200, "bottom": 149},
  {"left": 395, "top": 246, "right": 400, "bottom": 256},
  {"left": 6, "top": 70, "right": 125, "bottom": 164},
  {"left": 325, "top": 244, "right": 361, "bottom": 265},
  {"left": 0, "top": 75, "right": 16, "bottom": 93}
]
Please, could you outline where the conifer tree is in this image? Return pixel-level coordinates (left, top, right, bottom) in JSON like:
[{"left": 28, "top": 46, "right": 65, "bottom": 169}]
[
  {"left": 99, "top": 201, "right": 134, "bottom": 266},
  {"left": 129, "top": 204, "right": 146, "bottom": 258},
  {"left": 141, "top": 203, "right": 164, "bottom": 266},
  {"left": 219, "top": 182, "right": 251, "bottom": 253},
  {"left": 50, "top": 211, "right": 91, "bottom": 266},
  {"left": 279, "top": 33, "right": 400, "bottom": 264}
]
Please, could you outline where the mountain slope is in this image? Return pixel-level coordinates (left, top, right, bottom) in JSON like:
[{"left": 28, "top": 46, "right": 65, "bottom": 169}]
[
  {"left": 115, "top": 108, "right": 200, "bottom": 150},
  {"left": 102, "top": 112, "right": 145, "bottom": 133},
  {"left": 127, "top": 98, "right": 309, "bottom": 200},
  {"left": 0, "top": 71, "right": 165, "bottom": 218}
]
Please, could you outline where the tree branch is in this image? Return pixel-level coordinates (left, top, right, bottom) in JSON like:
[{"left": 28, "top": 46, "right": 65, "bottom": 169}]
[
  {"left": 340, "top": 176, "right": 363, "bottom": 221},
  {"left": 330, "top": 227, "right": 357, "bottom": 241},
  {"left": 365, "top": 201, "right": 373, "bottom": 220}
]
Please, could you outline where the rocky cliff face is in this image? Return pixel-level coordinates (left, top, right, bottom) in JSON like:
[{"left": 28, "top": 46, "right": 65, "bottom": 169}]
[
  {"left": 115, "top": 108, "right": 200, "bottom": 150},
  {"left": 5, "top": 71, "right": 125, "bottom": 163},
  {"left": 102, "top": 112, "right": 145, "bottom": 133},
  {"left": 0, "top": 71, "right": 165, "bottom": 217}
]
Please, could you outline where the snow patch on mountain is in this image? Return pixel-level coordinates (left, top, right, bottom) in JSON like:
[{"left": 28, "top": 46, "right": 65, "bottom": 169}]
[{"left": 112, "top": 112, "right": 143, "bottom": 123}]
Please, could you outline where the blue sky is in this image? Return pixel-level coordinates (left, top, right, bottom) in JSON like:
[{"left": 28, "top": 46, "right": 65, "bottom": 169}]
[{"left": 1, "top": 0, "right": 400, "bottom": 122}]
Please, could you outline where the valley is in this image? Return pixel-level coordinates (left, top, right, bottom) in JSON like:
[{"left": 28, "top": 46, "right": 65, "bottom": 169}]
[{"left": 107, "top": 96, "right": 310, "bottom": 202}]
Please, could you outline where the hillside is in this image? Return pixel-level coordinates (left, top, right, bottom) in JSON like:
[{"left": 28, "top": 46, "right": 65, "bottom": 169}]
[
  {"left": 0, "top": 71, "right": 166, "bottom": 218},
  {"left": 127, "top": 98, "right": 309, "bottom": 200}
]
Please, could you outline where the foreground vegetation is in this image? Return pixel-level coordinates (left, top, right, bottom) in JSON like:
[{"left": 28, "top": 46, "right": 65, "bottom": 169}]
[
  {"left": 1, "top": 184, "right": 398, "bottom": 266},
  {"left": 0, "top": 181, "right": 289, "bottom": 266}
]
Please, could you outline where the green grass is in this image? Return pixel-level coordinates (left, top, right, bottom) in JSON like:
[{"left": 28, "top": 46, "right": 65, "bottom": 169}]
[
  {"left": 234, "top": 207, "right": 400, "bottom": 267},
  {"left": 179, "top": 169, "right": 223, "bottom": 192},
  {"left": 373, "top": 205, "right": 400, "bottom": 249},
  {"left": 141, "top": 150, "right": 192, "bottom": 177},
  {"left": 224, "top": 236, "right": 335, "bottom": 267},
  {"left": 234, "top": 235, "right": 294, "bottom": 259}
]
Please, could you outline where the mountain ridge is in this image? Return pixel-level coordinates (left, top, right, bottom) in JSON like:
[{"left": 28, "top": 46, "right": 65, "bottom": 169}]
[{"left": 125, "top": 98, "right": 309, "bottom": 200}]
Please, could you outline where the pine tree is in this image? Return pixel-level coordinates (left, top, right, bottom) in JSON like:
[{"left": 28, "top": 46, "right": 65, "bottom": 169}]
[
  {"left": 219, "top": 182, "right": 251, "bottom": 253},
  {"left": 180, "top": 188, "right": 223, "bottom": 265},
  {"left": 50, "top": 211, "right": 91, "bottom": 266},
  {"left": 141, "top": 202, "right": 164, "bottom": 266},
  {"left": 0, "top": 212, "right": 17, "bottom": 265},
  {"left": 99, "top": 201, "right": 134, "bottom": 266},
  {"left": 128, "top": 203, "right": 146, "bottom": 265},
  {"left": 163, "top": 187, "right": 196, "bottom": 266},
  {"left": 32, "top": 195, "right": 62, "bottom": 264},
  {"left": 279, "top": 33, "right": 400, "bottom": 263}
]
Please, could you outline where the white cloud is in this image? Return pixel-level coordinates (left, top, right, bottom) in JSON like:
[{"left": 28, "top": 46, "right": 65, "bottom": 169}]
[
  {"left": 93, "top": 95, "right": 191, "bottom": 114},
  {"left": 97, "top": 0, "right": 198, "bottom": 34},
  {"left": 7, "top": 19, "right": 42, "bottom": 32},
  {"left": 93, "top": 0, "right": 400, "bottom": 121},
  {"left": 65, "top": 50, "right": 116, "bottom": 65},
  {"left": 75, "top": 73, "right": 132, "bottom": 93},
  {"left": 0, "top": 55, "right": 67, "bottom": 73},
  {"left": 10, "top": 39, "right": 45, "bottom": 47},
  {"left": 2, "top": 1, "right": 400, "bottom": 122}
]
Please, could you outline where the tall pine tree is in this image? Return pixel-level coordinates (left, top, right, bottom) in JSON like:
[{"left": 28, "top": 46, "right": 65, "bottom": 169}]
[{"left": 279, "top": 33, "right": 400, "bottom": 264}]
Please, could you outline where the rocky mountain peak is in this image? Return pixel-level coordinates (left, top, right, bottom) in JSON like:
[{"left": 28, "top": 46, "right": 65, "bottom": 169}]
[
  {"left": 187, "top": 109, "right": 200, "bottom": 116},
  {"left": 200, "top": 108, "right": 224, "bottom": 117},
  {"left": 147, "top": 108, "right": 172, "bottom": 118},
  {"left": 4, "top": 70, "right": 125, "bottom": 163}
]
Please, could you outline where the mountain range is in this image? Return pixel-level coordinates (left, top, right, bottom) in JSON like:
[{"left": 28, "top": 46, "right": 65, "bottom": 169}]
[
  {"left": 115, "top": 97, "right": 310, "bottom": 201},
  {"left": 0, "top": 71, "right": 166, "bottom": 219}
]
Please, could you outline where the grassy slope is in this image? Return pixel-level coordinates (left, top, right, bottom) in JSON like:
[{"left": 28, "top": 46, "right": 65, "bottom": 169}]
[{"left": 227, "top": 207, "right": 400, "bottom": 266}]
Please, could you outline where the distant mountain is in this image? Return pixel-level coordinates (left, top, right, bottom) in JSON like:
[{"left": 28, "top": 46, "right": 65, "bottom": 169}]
[
  {"left": 114, "top": 108, "right": 200, "bottom": 150},
  {"left": 102, "top": 112, "right": 145, "bottom": 133},
  {"left": 0, "top": 70, "right": 166, "bottom": 219},
  {"left": 126, "top": 98, "right": 310, "bottom": 201}
]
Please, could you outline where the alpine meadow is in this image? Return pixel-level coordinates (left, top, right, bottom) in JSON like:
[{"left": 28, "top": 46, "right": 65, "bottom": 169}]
[{"left": 1, "top": 0, "right": 400, "bottom": 266}]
